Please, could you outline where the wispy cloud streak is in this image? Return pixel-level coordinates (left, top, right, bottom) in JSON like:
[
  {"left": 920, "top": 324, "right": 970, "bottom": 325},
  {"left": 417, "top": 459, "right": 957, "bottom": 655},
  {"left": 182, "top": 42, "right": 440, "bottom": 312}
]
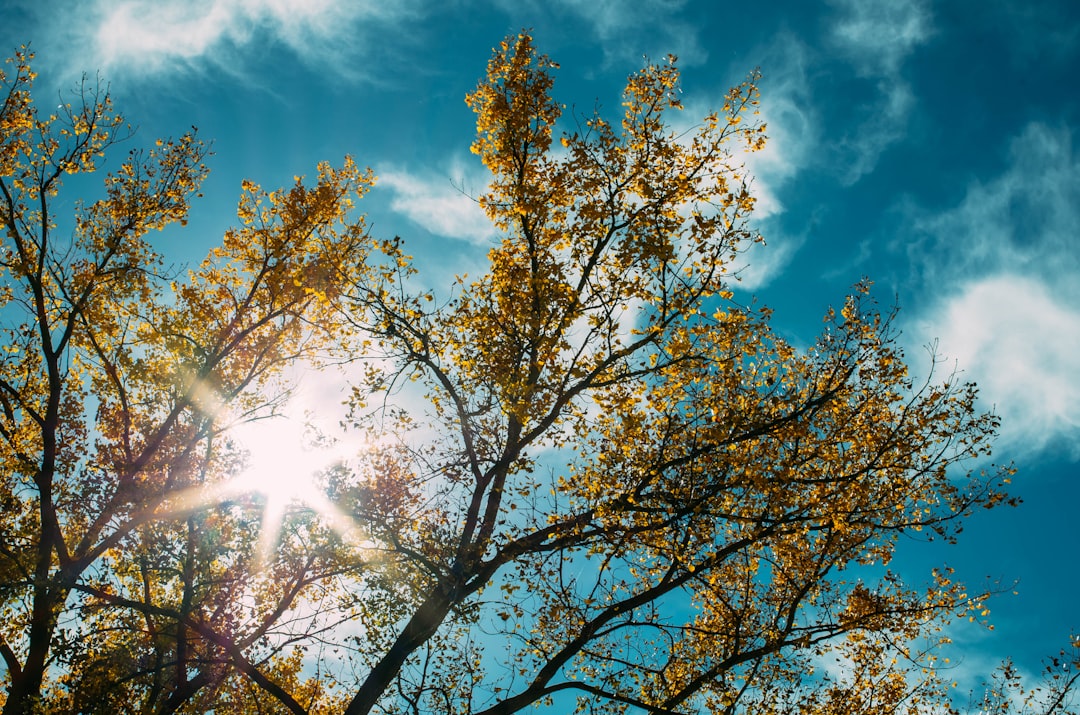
[
  {"left": 377, "top": 158, "right": 497, "bottom": 246},
  {"left": 827, "top": 0, "right": 931, "bottom": 183},
  {"left": 17, "top": 0, "right": 421, "bottom": 84}
]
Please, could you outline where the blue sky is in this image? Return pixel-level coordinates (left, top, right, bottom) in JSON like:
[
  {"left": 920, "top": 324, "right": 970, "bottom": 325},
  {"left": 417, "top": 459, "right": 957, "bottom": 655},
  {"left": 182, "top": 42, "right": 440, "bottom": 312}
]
[{"left": 4, "top": 0, "right": 1079, "bottom": 701}]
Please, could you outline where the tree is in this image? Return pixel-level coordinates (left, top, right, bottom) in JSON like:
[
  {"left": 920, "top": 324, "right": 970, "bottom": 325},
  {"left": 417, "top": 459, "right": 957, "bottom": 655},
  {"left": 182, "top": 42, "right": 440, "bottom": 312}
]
[
  {"left": 0, "top": 48, "right": 370, "bottom": 714},
  {"left": 956, "top": 637, "right": 1080, "bottom": 715},
  {"left": 328, "top": 33, "right": 1017, "bottom": 715},
  {"left": 0, "top": 31, "right": 1043, "bottom": 715}
]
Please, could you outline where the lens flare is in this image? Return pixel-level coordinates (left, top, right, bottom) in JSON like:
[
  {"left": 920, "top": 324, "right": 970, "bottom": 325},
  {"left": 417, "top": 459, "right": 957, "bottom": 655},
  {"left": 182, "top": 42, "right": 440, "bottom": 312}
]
[{"left": 228, "top": 413, "right": 360, "bottom": 563}]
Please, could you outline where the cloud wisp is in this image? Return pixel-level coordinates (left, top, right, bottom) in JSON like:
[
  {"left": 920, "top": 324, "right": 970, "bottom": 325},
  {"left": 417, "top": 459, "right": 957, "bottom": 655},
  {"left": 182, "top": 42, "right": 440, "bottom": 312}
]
[
  {"left": 906, "top": 123, "right": 1080, "bottom": 458},
  {"left": 828, "top": 0, "right": 932, "bottom": 77},
  {"left": 30, "top": 0, "right": 420, "bottom": 85},
  {"left": 826, "top": 0, "right": 931, "bottom": 183},
  {"left": 706, "top": 36, "right": 817, "bottom": 290},
  {"left": 376, "top": 158, "right": 498, "bottom": 246},
  {"left": 494, "top": 0, "right": 708, "bottom": 69}
]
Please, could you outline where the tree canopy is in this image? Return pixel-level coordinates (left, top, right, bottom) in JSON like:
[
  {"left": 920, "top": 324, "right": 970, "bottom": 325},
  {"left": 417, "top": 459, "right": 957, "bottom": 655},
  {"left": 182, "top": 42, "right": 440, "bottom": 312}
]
[{"left": 0, "top": 33, "right": 1073, "bottom": 715}]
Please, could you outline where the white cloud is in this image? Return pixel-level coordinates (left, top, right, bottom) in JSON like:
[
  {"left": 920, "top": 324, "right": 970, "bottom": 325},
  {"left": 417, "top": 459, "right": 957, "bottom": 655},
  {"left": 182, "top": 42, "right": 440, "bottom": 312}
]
[
  {"left": 917, "top": 275, "right": 1080, "bottom": 457},
  {"left": 828, "top": 0, "right": 932, "bottom": 76},
  {"left": 661, "top": 35, "right": 820, "bottom": 292},
  {"left": 730, "top": 231, "right": 806, "bottom": 291},
  {"left": 377, "top": 158, "right": 498, "bottom": 245},
  {"left": 39, "top": 0, "right": 419, "bottom": 83},
  {"left": 501, "top": 0, "right": 707, "bottom": 68},
  {"left": 95, "top": 1, "right": 235, "bottom": 69},
  {"left": 836, "top": 78, "right": 915, "bottom": 185},
  {"left": 905, "top": 123, "right": 1080, "bottom": 458},
  {"left": 827, "top": 0, "right": 931, "bottom": 182},
  {"left": 907, "top": 124, "right": 1080, "bottom": 286},
  {"left": 741, "top": 37, "right": 817, "bottom": 220},
  {"left": 714, "top": 36, "right": 816, "bottom": 289}
]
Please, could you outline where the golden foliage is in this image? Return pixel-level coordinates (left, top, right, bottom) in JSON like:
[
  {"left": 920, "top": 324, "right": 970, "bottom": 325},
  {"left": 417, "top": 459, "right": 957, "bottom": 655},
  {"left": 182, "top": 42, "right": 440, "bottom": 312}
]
[
  {"left": 0, "top": 33, "right": 1039, "bottom": 715},
  {"left": 0, "top": 50, "right": 370, "bottom": 715},
  {"left": 334, "top": 32, "right": 1017, "bottom": 715}
]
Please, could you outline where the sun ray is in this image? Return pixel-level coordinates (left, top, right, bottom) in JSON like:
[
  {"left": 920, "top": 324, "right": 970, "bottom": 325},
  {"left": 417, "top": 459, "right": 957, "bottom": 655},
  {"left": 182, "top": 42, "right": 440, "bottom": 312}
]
[{"left": 224, "top": 408, "right": 364, "bottom": 563}]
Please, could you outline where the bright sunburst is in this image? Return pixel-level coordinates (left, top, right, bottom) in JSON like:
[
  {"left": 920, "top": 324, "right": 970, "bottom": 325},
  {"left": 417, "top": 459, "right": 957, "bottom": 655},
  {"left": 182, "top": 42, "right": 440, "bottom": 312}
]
[
  {"left": 229, "top": 411, "right": 360, "bottom": 563},
  {"left": 232, "top": 416, "right": 327, "bottom": 506}
]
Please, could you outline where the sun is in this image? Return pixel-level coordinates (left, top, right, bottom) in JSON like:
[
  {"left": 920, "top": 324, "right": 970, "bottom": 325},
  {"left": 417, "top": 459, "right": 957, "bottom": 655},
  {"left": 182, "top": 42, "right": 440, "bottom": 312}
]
[
  {"left": 231, "top": 416, "right": 327, "bottom": 506},
  {"left": 228, "top": 413, "right": 360, "bottom": 561}
]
